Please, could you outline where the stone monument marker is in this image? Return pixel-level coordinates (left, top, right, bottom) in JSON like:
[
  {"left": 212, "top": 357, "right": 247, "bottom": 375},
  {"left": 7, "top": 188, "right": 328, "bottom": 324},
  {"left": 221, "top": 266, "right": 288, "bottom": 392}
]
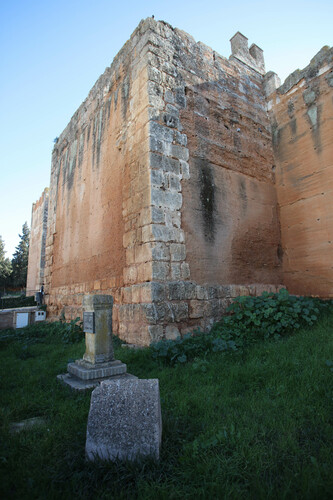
[
  {"left": 58, "top": 294, "right": 133, "bottom": 390},
  {"left": 85, "top": 378, "right": 162, "bottom": 461}
]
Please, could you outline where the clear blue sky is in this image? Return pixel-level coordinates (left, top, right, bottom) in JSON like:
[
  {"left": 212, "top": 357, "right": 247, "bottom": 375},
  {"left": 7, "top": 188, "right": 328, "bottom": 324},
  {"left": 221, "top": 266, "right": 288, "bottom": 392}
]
[{"left": 1, "top": 0, "right": 332, "bottom": 257}]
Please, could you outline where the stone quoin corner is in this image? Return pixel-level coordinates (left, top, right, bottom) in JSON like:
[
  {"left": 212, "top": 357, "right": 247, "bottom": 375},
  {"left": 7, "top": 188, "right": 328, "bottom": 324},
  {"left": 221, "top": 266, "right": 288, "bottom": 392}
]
[{"left": 26, "top": 18, "right": 333, "bottom": 345}]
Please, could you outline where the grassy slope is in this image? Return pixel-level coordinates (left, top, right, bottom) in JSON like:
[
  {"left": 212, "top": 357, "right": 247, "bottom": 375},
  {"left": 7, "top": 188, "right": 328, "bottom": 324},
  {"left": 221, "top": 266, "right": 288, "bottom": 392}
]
[{"left": 0, "top": 313, "right": 332, "bottom": 499}]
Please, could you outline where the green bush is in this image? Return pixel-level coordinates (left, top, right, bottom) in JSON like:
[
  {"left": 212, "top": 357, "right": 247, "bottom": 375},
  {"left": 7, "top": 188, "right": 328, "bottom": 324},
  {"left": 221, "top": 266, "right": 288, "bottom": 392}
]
[
  {"left": 60, "top": 317, "right": 84, "bottom": 344},
  {"left": 152, "top": 289, "right": 332, "bottom": 366},
  {"left": 151, "top": 330, "right": 237, "bottom": 366},
  {"left": 212, "top": 288, "right": 332, "bottom": 341}
]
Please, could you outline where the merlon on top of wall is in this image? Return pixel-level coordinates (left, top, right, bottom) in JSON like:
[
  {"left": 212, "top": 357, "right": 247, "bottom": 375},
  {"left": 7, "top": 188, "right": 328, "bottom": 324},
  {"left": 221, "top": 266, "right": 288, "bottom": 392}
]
[
  {"left": 32, "top": 188, "right": 49, "bottom": 209},
  {"left": 230, "top": 31, "right": 265, "bottom": 75}
]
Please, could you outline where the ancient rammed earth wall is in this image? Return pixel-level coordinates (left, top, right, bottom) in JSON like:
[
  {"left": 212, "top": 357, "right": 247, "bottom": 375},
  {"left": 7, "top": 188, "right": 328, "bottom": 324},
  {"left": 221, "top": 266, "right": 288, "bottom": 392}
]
[
  {"left": 29, "top": 18, "right": 332, "bottom": 345},
  {"left": 266, "top": 48, "right": 333, "bottom": 297},
  {"left": 43, "top": 19, "right": 153, "bottom": 332},
  {"left": 26, "top": 188, "right": 49, "bottom": 295},
  {"left": 178, "top": 34, "right": 281, "bottom": 285}
]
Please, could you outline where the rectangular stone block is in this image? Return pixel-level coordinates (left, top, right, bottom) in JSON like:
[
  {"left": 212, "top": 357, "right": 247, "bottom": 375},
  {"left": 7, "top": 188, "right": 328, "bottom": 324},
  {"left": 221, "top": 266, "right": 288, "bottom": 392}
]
[
  {"left": 147, "top": 65, "right": 162, "bottom": 84},
  {"left": 148, "top": 325, "right": 163, "bottom": 342},
  {"left": 131, "top": 284, "right": 142, "bottom": 303},
  {"left": 152, "top": 261, "right": 170, "bottom": 280},
  {"left": 151, "top": 206, "right": 165, "bottom": 223},
  {"left": 137, "top": 261, "right": 152, "bottom": 282},
  {"left": 152, "top": 242, "right": 170, "bottom": 261},
  {"left": 135, "top": 243, "right": 152, "bottom": 263},
  {"left": 168, "top": 174, "right": 181, "bottom": 192},
  {"left": 196, "top": 285, "right": 209, "bottom": 300},
  {"left": 179, "top": 159, "right": 190, "bottom": 179},
  {"left": 170, "top": 263, "right": 181, "bottom": 280},
  {"left": 150, "top": 121, "right": 174, "bottom": 143},
  {"left": 165, "top": 325, "right": 180, "bottom": 340},
  {"left": 150, "top": 169, "right": 165, "bottom": 187},
  {"left": 86, "top": 379, "right": 162, "bottom": 461},
  {"left": 189, "top": 300, "right": 205, "bottom": 319},
  {"left": 184, "top": 281, "right": 196, "bottom": 299},
  {"left": 170, "top": 301, "right": 188, "bottom": 322},
  {"left": 150, "top": 153, "right": 180, "bottom": 174},
  {"left": 149, "top": 224, "right": 171, "bottom": 242},
  {"left": 167, "top": 281, "right": 185, "bottom": 300},
  {"left": 68, "top": 359, "right": 126, "bottom": 380},
  {"left": 151, "top": 281, "right": 166, "bottom": 302},
  {"left": 173, "top": 131, "right": 187, "bottom": 147},
  {"left": 170, "top": 243, "right": 186, "bottom": 261},
  {"left": 170, "top": 145, "right": 189, "bottom": 161},
  {"left": 123, "top": 266, "right": 138, "bottom": 284}
]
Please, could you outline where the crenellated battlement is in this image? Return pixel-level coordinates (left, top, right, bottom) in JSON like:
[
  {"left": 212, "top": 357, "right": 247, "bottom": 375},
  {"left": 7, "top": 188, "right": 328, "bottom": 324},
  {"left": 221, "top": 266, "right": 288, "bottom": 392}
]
[{"left": 230, "top": 31, "right": 265, "bottom": 75}]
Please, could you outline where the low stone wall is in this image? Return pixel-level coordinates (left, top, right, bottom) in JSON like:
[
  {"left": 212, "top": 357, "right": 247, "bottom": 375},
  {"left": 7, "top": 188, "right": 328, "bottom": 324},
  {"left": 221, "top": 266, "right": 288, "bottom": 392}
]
[{"left": 0, "top": 306, "right": 39, "bottom": 330}]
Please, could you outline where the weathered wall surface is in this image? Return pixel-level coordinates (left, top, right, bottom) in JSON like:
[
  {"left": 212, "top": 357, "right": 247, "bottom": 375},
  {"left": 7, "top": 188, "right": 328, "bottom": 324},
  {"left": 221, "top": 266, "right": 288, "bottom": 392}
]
[
  {"left": 27, "top": 20, "right": 333, "bottom": 344},
  {"left": 26, "top": 18, "right": 284, "bottom": 345},
  {"left": 117, "top": 20, "right": 282, "bottom": 344},
  {"left": 267, "top": 48, "right": 333, "bottom": 296},
  {"left": 26, "top": 188, "right": 49, "bottom": 296},
  {"left": 43, "top": 19, "right": 153, "bottom": 329},
  {"left": 178, "top": 42, "right": 281, "bottom": 285}
]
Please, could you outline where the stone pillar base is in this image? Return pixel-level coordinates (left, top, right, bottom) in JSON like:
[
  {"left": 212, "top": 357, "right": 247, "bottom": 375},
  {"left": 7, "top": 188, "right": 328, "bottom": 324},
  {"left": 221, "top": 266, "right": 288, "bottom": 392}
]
[
  {"left": 57, "top": 359, "right": 135, "bottom": 391},
  {"left": 68, "top": 359, "right": 127, "bottom": 380},
  {"left": 57, "top": 372, "right": 137, "bottom": 391}
]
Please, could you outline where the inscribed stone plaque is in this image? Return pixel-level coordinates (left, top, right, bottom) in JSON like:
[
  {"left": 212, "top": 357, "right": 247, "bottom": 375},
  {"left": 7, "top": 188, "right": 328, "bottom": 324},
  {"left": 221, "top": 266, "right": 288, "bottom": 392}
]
[
  {"left": 83, "top": 312, "right": 95, "bottom": 333},
  {"left": 86, "top": 379, "right": 162, "bottom": 461}
]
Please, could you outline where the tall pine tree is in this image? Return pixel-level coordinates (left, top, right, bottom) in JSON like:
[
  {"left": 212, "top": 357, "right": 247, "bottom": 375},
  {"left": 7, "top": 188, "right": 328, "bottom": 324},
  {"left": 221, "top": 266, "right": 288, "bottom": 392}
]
[
  {"left": 0, "top": 236, "right": 12, "bottom": 292},
  {"left": 11, "top": 222, "right": 30, "bottom": 289}
]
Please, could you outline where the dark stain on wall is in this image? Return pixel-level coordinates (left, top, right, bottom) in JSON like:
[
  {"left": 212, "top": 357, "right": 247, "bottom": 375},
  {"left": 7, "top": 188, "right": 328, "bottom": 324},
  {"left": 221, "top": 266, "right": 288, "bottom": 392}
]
[
  {"left": 306, "top": 103, "right": 322, "bottom": 153},
  {"left": 92, "top": 105, "right": 106, "bottom": 168},
  {"left": 106, "top": 96, "right": 112, "bottom": 119},
  {"left": 289, "top": 118, "right": 297, "bottom": 137},
  {"left": 114, "top": 88, "right": 119, "bottom": 109},
  {"left": 287, "top": 100, "right": 295, "bottom": 118},
  {"left": 271, "top": 121, "right": 284, "bottom": 161},
  {"left": 277, "top": 243, "right": 283, "bottom": 262},
  {"left": 121, "top": 74, "right": 130, "bottom": 119},
  {"left": 197, "top": 159, "right": 216, "bottom": 243},
  {"left": 66, "top": 154, "right": 76, "bottom": 192},
  {"left": 238, "top": 178, "right": 247, "bottom": 215}
]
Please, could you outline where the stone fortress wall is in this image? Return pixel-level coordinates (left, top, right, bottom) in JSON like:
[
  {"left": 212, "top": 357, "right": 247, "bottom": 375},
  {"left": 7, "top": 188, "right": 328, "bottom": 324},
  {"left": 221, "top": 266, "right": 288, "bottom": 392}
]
[
  {"left": 26, "top": 188, "right": 49, "bottom": 296},
  {"left": 27, "top": 18, "right": 333, "bottom": 345},
  {"left": 265, "top": 48, "right": 333, "bottom": 297}
]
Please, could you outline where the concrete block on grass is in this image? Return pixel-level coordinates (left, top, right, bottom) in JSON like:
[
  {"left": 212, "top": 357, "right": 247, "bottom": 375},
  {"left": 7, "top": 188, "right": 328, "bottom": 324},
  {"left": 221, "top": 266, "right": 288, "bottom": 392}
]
[{"left": 86, "top": 379, "right": 162, "bottom": 461}]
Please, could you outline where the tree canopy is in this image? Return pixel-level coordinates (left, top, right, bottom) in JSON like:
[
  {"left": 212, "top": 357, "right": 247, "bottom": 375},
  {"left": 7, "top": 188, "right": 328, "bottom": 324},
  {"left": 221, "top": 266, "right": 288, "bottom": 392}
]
[
  {"left": 11, "top": 222, "right": 30, "bottom": 288},
  {"left": 0, "top": 235, "right": 12, "bottom": 288}
]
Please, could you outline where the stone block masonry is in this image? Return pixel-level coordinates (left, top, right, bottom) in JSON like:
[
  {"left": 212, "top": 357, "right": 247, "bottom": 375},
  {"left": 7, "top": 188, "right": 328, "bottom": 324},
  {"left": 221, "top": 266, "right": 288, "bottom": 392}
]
[{"left": 28, "top": 17, "right": 332, "bottom": 345}]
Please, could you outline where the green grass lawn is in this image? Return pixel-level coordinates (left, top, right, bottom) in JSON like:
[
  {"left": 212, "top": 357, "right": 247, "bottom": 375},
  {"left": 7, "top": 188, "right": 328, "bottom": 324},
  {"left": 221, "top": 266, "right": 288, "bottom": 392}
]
[{"left": 0, "top": 313, "right": 332, "bottom": 499}]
